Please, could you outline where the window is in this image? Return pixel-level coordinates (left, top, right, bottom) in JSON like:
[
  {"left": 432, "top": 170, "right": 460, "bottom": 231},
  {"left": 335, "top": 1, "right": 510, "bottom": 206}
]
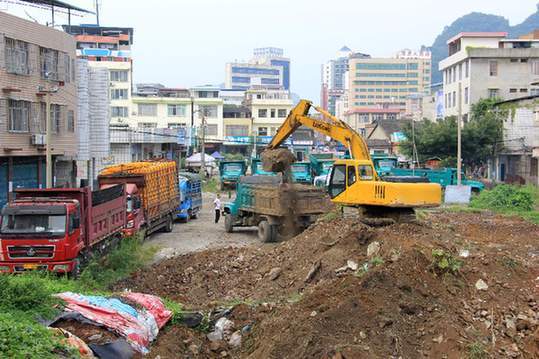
[
  {"left": 168, "top": 123, "right": 185, "bottom": 129},
  {"left": 50, "top": 104, "right": 61, "bottom": 133},
  {"left": 5, "top": 38, "right": 29, "bottom": 75},
  {"left": 198, "top": 105, "right": 218, "bottom": 118},
  {"left": 445, "top": 93, "right": 448, "bottom": 108},
  {"left": 452, "top": 66, "right": 456, "bottom": 82},
  {"left": 458, "top": 63, "right": 462, "bottom": 80},
  {"left": 464, "top": 87, "right": 469, "bottom": 105},
  {"left": 138, "top": 103, "right": 157, "bottom": 116},
  {"left": 509, "top": 88, "right": 518, "bottom": 93},
  {"left": 452, "top": 91, "right": 456, "bottom": 107},
  {"left": 111, "top": 89, "right": 128, "bottom": 100},
  {"left": 205, "top": 124, "right": 218, "bottom": 136},
  {"left": 67, "top": 110, "right": 75, "bottom": 132},
  {"left": 488, "top": 88, "right": 500, "bottom": 99},
  {"left": 329, "top": 165, "right": 346, "bottom": 198},
  {"left": 110, "top": 70, "right": 128, "bottom": 82},
  {"left": 520, "top": 88, "right": 528, "bottom": 93},
  {"left": 168, "top": 104, "right": 186, "bottom": 117},
  {"left": 465, "top": 61, "right": 469, "bottom": 77},
  {"left": 489, "top": 60, "right": 498, "bottom": 76},
  {"left": 64, "top": 55, "right": 71, "bottom": 83},
  {"left": 225, "top": 125, "right": 249, "bottom": 136},
  {"left": 270, "top": 109, "right": 276, "bottom": 118},
  {"left": 358, "top": 165, "right": 373, "bottom": 180},
  {"left": 138, "top": 122, "right": 157, "bottom": 128},
  {"left": 258, "top": 127, "right": 268, "bottom": 136},
  {"left": 197, "top": 91, "right": 219, "bottom": 98},
  {"left": 111, "top": 106, "right": 128, "bottom": 117},
  {"left": 40, "top": 47, "right": 59, "bottom": 80},
  {"left": 258, "top": 109, "right": 267, "bottom": 118},
  {"left": 8, "top": 100, "right": 30, "bottom": 132},
  {"left": 520, "top": 58, "right": 528, "bottom": 63},
  {"left": 510, "top": 58, "right": 519, "bottom": 63},
  {"left": 347, "top": 166, "right": 356, "bottom": 187},
  {"left": 532, "top": 60, "right": 539, "bottom": 75},
  {"left": 277, "top": 109, "right": 287, "bottom": 118}
]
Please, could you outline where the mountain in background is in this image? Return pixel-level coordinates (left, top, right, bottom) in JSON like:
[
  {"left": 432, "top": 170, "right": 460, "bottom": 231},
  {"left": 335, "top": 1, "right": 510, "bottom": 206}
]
[{"left": 430, "top": 3, "right": 539, "bottom": 84}]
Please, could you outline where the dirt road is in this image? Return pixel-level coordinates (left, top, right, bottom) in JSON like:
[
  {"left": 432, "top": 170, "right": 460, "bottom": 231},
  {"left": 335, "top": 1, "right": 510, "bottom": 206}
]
[{"left": 145, "top": 192, "right": 261, "bottom": 262}]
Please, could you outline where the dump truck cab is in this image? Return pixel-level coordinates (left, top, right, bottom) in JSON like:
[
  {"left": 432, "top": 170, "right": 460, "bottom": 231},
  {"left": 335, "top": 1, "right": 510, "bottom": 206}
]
[
  {"left": 290, "top": 162, "right": 312, "bottom": 183},
  {"left": 177, "top": 172, "right": 202, "bottom": 221},
  {"left": 251, "top": 158, "right": 276, "bottom": 176},
  {"left": 219, "top": 160, "right": 247, "bottom": 189},
  {"left": 371, "top": 154, "right": 399, "bottom": 176},
  {"left": 0, "top": 199, "right": 82, "bottom": 273},
  {"left": 124, "top": 184, "right": 144, "bottom": 236}
]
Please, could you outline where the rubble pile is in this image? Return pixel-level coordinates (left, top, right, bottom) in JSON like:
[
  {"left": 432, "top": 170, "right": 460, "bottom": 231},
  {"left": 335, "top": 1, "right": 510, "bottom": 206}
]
[{"left": 118, "top": 211, "right": 539, "bottom": 358}]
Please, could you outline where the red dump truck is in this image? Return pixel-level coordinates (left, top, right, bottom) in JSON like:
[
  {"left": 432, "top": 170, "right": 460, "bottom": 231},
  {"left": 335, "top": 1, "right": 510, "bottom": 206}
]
[
  {"left": 98, "top": 161, "right": 179, "bottom": 237},
  {"left": 0, "top": 185, "right": 126, "bottom": 275}
]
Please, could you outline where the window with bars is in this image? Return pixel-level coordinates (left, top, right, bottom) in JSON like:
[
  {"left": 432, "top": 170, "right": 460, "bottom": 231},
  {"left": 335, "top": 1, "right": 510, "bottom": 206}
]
[
  {"left": 258, "top": 109, "right": 267, "bottom": 118},
  {"left": 111, "top": 89, "right": 129, "bottom": 100},
  {"left": 168, "top": 104, "right": 186, "bottom": 117},
  {"left": 40, "top": 47, "right": 59, "bottom": 80},
  {"left": 64, "top": 55, "right": 71, "bottom": 83},
  {"left": 531, "top": 60, "right": 539, "bottom": 75},
  {"left": 67, "top": 110, "right": 75, "bottom": 132},
  {"left": 138, "top": 103, "right": 157, "bottom": 116},
  {"left": 489, "top": 60, "right": 498, "bottom": 76},
  {"left": 278, "top": 109, "right": 287, "bottom": 117},
  {"left": 8, "top": 100, "right": 30, "bottom": 132},
  {"left": 111, "top": 106, "right": 128, "bottom": 117},
  {"left": 50, "top": 104, "right": 61, "bottom": 133},
  {"left": 225, "top": 125, "right": 249, "bottom": 136},
  {"left": 110, "top": 70, "right": 129, "bottom": 82},
  {"left": 205, "top": 124, "right": 218, "bottom": 136},
  {"left": 198, "top": 105, "right": 218, "bottom": 118},
  {"left": 5, "top": 38, "right": 29, "bottom": 75}
]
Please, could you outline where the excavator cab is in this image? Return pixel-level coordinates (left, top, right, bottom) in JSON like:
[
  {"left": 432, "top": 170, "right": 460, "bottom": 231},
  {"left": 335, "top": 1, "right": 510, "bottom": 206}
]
[{"left": 328, "top": 160, "right": 377, "bottom": 201}]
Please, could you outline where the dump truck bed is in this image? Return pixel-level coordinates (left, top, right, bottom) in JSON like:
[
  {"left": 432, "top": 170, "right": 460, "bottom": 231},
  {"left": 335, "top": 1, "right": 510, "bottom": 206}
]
[{"left": 236, "top": 176, "right": 331, "bottom": 217}]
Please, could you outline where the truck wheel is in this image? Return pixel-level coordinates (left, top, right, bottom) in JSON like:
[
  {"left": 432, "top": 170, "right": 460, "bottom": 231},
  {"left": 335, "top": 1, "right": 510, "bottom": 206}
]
[
  {"left": 258, "top": 220, "right": 277, "bottom": 243},
  {"left": 190, "top": 211, "right": 198, "bottom": 220},
  {"left": 164, "top": 216, "right": 174, "bottom": 233},
  {"left": 69, "top": 258, "right": 81, "bottom": 279},
  {"left": 225, "top": 214, "right": 234, "bottom": 233}
]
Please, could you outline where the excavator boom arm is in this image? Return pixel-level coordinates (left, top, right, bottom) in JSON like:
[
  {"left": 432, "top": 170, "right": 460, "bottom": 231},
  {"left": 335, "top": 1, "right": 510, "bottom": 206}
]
[{"left": 267, "top": 100, "right": 372, "bottom": 161}]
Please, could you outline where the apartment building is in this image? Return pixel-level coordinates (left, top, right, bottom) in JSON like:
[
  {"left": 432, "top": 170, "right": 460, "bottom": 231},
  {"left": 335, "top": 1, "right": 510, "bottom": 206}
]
[
  {"left": 348, "top": 48, "right": 431, "bottom": 112},
  {"left": 0, "top": 11, "right": 78, "bottom": 207},
  {"left": 63, "top": 25, "right": 134, "bottom": 126},
  {"left": 225, "top": 48, "right": 290, "bottom": 90},
  {"left": 245, "top": 89, "right": 293, "bottom": 138},
  {"left": 439, "top": 32, "right": 539, "bottom": 119}
]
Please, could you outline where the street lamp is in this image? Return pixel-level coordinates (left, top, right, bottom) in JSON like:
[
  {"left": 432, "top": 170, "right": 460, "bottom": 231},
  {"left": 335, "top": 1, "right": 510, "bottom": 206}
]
[{"left": 192, "top": 108, "right": 206, "bottom": 179}]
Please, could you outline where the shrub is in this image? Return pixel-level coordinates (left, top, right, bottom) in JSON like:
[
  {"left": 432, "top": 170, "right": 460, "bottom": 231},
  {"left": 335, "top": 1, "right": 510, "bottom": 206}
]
[
  {"left": 470, "top": 184, "right": 534, "bottom": 212},
  {"left": 432, "top": 249, "right": 462, "bottom": 274}
]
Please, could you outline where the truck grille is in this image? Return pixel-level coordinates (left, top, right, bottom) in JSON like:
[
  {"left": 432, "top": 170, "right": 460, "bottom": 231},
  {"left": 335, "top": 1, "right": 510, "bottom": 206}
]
[{"left": 7, "top": 245, "right": 55, "bottom": 259}]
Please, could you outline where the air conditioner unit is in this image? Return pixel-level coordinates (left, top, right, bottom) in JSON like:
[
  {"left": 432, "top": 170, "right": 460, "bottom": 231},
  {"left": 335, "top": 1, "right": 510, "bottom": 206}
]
[{"left": 31, "top": 134, "right": 46, "bottom": 146}]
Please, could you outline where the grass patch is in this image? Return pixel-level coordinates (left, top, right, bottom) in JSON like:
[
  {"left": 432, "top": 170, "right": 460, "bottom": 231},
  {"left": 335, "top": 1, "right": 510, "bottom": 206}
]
[
  {"left": 321, "top": 205, "right": 343, "bottom": 221},
  {"left": 431, "top": 249, "right": 462, "bottom": 275},
  {"left": 467, "top": 341, "right": 488, "bottom": 359},
  {"left": 203, "top": 177, "right": 220, "bottom": 193},
  {"left": 79, "top": 235, "right": 157, "bottom": 290}
]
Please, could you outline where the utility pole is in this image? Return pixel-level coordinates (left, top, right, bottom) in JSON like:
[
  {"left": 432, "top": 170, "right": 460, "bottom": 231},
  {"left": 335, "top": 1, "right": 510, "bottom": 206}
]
[
  {"left": 457, "top": 83, "right": 462, "bottom": 185},
  {"left": 199, "top": 114, "right": 206, "bottom": 179},
  {"left": 46, "top": 90, "right": 52, "bottom": 188},
  {"left": 95, "top": 0, "right": 100, "bottom": 26},
  {"left": 190, "top": 97, "right": 195, "bottom": 156}
]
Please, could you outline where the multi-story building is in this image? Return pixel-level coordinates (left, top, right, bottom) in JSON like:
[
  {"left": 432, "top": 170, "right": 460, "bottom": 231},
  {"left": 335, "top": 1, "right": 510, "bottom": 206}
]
[
  {"left": 0, "top": 11, "right": 78, "bottom": 207},
  {"left": 439, "top": 32, "right": 539, "bottom": 119},
  {"left": 320, "top": 46, "right": 363, "bottom": 115},
  {"left": 63, "top": 25, "right": 134, "bottom": 126},
  {"left": 225, "top": 48, "right": 290, "bottom": 90},
  {"left": 222, "top": 104, "right": 252, "bottom": 155},
  {"left": 348, "top": 48, "right": 431, "bottom": 112}
]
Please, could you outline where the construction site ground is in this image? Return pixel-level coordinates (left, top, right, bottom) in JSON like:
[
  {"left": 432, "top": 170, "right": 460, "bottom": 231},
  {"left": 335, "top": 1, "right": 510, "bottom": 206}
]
[{"left": 114, "top": 205, "right": 539, "bottom": 358}]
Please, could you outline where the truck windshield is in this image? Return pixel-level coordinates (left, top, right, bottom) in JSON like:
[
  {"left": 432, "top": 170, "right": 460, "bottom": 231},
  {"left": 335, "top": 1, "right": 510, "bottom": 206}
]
[
  {"left": 291, "top": 165, "right": 307, "bottom": 173},
  {"left": 1, "top": 214, "right": 66, "bottom": 235},
  {"left": 322, "top": 162, "right": 333, "bottom": 171},
  {"left": 224, "top": 164, "right": 242, "bottom": 172}
]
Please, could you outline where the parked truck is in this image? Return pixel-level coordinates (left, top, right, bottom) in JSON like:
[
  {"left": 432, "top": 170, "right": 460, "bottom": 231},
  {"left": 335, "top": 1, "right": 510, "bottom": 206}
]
[
  {"left": 0, "top": 185, "right": 126, "bottom": 275},
  {"left": 251, "top": 158, "right": 276, "bottom": 176},
  {"left": 223, "top": 176, "right": 331, "bottom": 242},
  {"left": 290, "top": 162, "right": 313, "bottom": 184},
  {"left": 177, "top": 172, "right": 202, "bottom": 222},
  {"left": 219, "top": 160, "right": 247, "bottom": 190},
  {"left": 371, "top": 154, "right": 484, "bottom": 193},
  {"left": 98, "top": 161, "right": 179, "bottom": 237},
  {"left": 309, "top": 153, "right": 336, "bottom": 177}
]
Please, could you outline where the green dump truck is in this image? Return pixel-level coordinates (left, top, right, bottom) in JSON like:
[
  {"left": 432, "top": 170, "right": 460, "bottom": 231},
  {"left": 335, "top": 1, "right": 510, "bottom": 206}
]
[
  {"left": 309, "top": 153, "right": 336, "bottom": 177},
  {"left": 219, "top": 160, "right": 247, "bottom": 190},
  {"left": 223, "top": 176, "right": 331, "bottom": 242}
]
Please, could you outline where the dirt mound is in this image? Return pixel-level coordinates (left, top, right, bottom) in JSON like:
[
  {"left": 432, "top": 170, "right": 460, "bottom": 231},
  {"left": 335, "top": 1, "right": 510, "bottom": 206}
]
[
  {"left": 261, "top": 148, "right": 296, "bottom": 173},
  {"left": 118, "top": 211, "right": 539, "bottom": 358}
]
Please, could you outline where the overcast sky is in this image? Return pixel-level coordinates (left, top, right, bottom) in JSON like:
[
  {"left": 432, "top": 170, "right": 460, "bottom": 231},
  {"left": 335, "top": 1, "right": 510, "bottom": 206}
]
[{"left": 3, "top": 0, "right": 538, "bottom": 101}]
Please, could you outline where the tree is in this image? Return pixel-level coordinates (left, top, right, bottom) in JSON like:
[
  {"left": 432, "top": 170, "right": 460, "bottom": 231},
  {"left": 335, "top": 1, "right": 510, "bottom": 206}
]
[{"left": 401, "top": 98, "right": 505, "bottom": 169}]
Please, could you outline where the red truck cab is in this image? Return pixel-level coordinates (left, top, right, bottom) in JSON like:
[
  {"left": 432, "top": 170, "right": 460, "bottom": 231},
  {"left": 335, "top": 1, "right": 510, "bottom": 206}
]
[{"left": 0, "top": 186, "right": 126, "bottom": 274}]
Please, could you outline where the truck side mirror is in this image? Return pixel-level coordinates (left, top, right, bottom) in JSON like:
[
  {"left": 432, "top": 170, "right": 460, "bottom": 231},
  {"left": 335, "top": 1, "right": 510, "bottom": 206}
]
[{"left": 73, "top": 217, "right": 80, "bottom": 229}]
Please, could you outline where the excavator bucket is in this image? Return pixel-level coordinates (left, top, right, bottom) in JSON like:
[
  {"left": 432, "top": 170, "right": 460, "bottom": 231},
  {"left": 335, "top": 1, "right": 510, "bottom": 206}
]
[{"left": 261, "top": 148, "right": 296, "bottom": 173}]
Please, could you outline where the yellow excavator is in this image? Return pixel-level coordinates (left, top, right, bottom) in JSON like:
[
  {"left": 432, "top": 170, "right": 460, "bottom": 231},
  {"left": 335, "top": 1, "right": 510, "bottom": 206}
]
[{"left": 263, "top": 99, "right": 442, "bottom": 220}]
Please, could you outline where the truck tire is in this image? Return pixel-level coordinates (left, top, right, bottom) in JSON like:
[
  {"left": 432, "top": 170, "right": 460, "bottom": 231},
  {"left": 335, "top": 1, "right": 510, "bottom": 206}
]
[
  {"left": 190, "top": 210, "right": 198, "bottom": 220},
  {"left": 258, "top": 220, "right": 277, "bottom": 243},
  {"left": 69, "top": 257, "right": 81, "bottom": 279},
  {"left": 225, "top": 214, "right": 234, "bottom": 233},
  {"left": 164, "top": 216, "right": 173, "bottom": 233}
]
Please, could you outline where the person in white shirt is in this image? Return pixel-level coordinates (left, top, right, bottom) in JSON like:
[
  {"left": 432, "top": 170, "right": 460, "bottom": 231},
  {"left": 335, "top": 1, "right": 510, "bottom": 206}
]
[{"left": 213, "top": 194, "right": 221, "bottom": 224}]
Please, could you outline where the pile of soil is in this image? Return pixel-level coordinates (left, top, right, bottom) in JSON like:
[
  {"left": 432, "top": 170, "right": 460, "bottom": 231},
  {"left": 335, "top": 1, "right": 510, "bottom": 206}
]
[
  {"left": 261, "top": 148, "right": 296, "bottom": 173},
  {"left": 116, "top": 211, "right": 539, "bottom": 358}
]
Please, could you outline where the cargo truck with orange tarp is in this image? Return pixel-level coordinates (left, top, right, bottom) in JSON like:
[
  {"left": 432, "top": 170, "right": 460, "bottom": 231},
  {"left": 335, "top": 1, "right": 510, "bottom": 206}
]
[{"left": 98, "top": 161, "right": 180, "bottom": 237}]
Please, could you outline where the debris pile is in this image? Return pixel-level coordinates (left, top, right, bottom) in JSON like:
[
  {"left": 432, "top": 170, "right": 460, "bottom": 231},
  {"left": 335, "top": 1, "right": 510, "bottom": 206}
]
[{"left": 118, "top": 211, "right": 539, "bottom": 358}]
